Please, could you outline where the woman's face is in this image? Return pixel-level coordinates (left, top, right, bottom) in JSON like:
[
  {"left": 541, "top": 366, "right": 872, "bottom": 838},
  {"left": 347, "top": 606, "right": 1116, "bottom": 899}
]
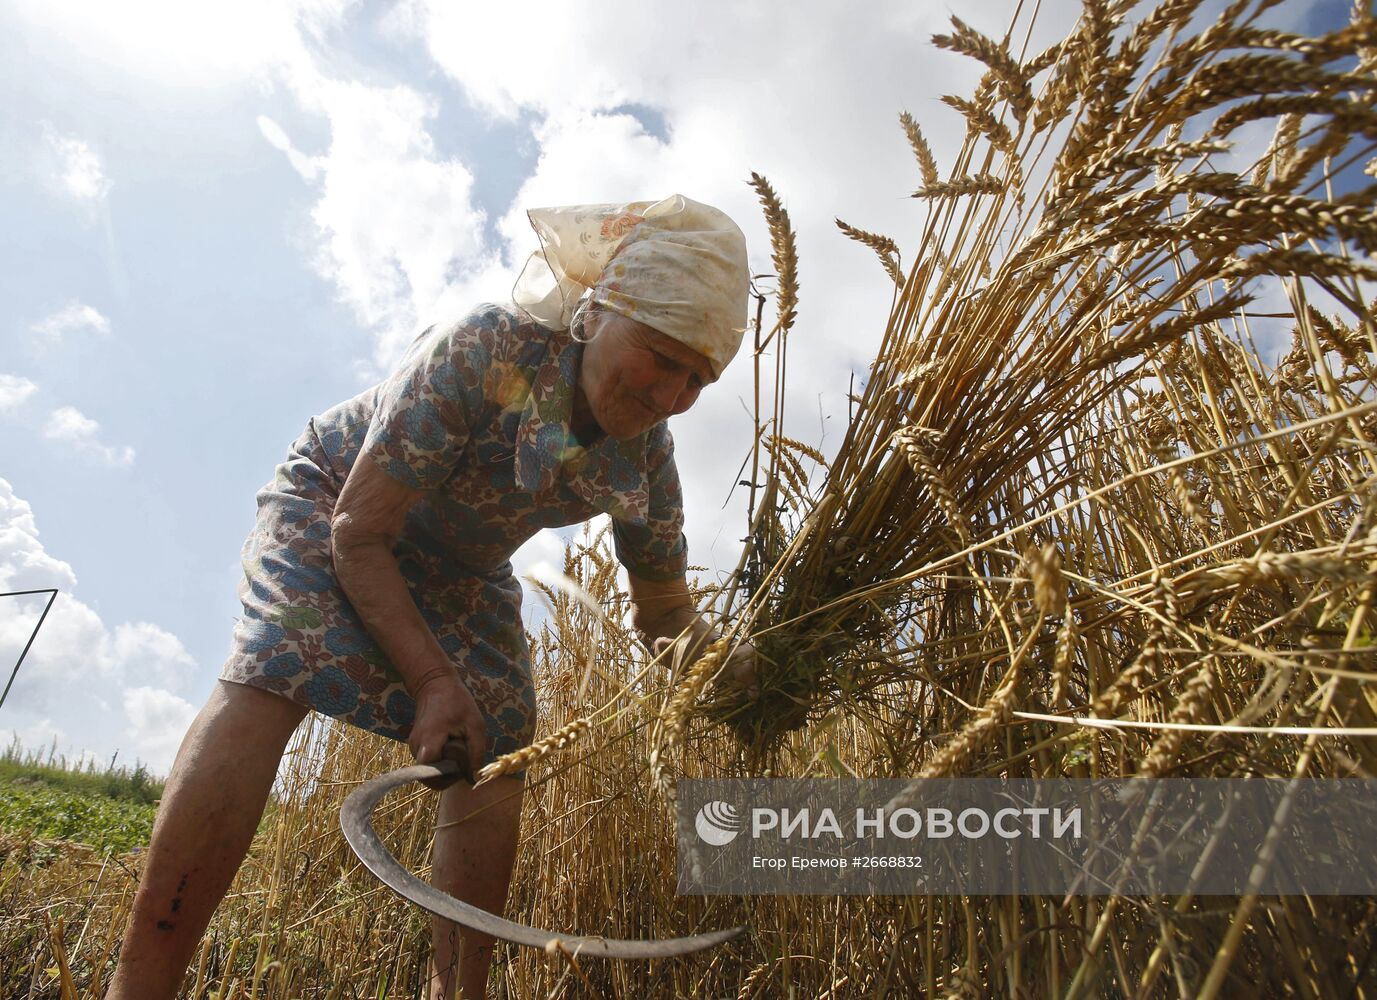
[{"left": 576, "top": 309, "right": 717, "bottom": 440}]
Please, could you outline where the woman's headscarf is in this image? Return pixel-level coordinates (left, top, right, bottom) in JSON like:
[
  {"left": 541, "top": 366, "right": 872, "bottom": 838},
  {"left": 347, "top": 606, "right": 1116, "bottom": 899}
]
[{"left": 512, "top": 194, "right": 750, "bottom": 380}]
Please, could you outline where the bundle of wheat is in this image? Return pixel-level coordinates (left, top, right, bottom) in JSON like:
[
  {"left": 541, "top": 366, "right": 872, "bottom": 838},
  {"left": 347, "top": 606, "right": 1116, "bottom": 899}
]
[{"left": 671, "top": 0, "right": 1377, "bottom": 780}]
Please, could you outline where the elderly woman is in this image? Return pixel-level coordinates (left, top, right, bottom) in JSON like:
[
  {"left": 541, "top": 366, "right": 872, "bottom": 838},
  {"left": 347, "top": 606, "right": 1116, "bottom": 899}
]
[{"left": 107, "top": 195, "right": 754, "bottom": 1000}]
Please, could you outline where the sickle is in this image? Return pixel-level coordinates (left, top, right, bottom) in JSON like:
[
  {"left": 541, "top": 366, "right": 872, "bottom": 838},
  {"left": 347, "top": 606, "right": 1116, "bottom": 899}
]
[{"left": 339, "top": 757, "right": 747, "bottom": 958}]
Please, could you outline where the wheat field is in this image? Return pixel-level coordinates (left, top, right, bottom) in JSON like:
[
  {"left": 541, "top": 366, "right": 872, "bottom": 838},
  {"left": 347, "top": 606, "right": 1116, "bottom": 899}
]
[{"left": 4, "top": 0, "right": 1377, "bottom": 995}]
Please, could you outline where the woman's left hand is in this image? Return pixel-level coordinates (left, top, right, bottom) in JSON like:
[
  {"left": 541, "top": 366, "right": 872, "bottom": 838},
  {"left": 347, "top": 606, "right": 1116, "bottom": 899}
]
[
  {"left": 651, "top": 630, "right": 760, "bottom": 699},
  {"left": 722, "top": 639, "right": 760, "bottom": 700}
]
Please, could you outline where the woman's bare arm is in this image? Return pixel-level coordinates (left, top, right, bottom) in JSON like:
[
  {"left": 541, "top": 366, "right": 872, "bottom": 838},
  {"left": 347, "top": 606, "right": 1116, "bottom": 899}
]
[
  {"left": 330, "top": 452, "right": 486, "bottom": 775},
  {"left": 626, "top": 570, "right": 709, "bottom": 654}
]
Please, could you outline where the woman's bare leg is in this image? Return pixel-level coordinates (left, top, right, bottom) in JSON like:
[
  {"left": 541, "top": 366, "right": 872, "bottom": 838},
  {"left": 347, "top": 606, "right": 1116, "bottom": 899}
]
[
  {"left": 105, "top": 681, "right": 307, "bottom": 1000},
  {"left": 428, "top": 777, "right": 524, "bottom": 1000}
]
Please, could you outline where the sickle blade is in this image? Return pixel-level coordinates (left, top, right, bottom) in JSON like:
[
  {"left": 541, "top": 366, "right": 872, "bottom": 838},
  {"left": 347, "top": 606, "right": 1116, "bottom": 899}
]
[{"left": 340, "top": 760, "right": 746, "bottom": 959}]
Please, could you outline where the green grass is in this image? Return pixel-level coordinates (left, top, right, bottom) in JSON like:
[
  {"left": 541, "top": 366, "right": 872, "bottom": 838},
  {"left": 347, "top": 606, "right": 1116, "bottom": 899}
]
[
  {"left": 0, "top": 778, "right": 156, "bottom": 854},
  {"left": 0, "top": 737, "right": 164, "bottom": 804},
  {"left": 0, "top": 738, "right": 163, "bottom": 853}
]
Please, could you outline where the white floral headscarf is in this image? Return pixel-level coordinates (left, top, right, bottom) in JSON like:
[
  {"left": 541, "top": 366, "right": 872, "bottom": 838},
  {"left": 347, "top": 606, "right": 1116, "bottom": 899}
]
[{"left": 512, "top": 194, "right": 750, "bottom": 379}]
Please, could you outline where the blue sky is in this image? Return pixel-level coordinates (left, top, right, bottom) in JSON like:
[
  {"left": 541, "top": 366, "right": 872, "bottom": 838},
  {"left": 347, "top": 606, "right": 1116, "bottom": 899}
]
[{"left": 0, "top": 0, "right": 1354, "bottom": 772}]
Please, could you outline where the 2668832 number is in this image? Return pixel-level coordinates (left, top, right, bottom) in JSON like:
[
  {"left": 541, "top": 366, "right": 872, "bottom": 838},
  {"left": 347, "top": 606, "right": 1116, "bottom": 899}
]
[{"left": 853, "top": 856, "right": 923, "bottom": 868}]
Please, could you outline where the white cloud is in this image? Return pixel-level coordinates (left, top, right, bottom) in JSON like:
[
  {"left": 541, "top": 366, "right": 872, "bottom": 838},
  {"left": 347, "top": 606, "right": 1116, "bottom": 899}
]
[
  {"left": 400, "top": 3, "right": 632, "bottom": 120},
  {"left": 0, "top": 479, "right": 200, "bottom": 773},
  {"left": 276, "top": 70, "right": 499, "bottom": 368},
  {"left": 6, "top": 0, "right": 348, "bottom": 91},
  {"left": 123, "top": 687, "right": 197, "bottom": 767},
  {"left": 42, "top": 406, "right": 136, "bottom": 467},
  {"left": 0, "top": 481, "right": 77, "bottom": 595},
  {"left": 0, "top": 374, "right": 38, "bottom": 413},
  {"left": 41, "top": 128, "right": 111, "bottom": 204},
  {"left": 32, "top": 301, "right": 112, "bottom": 342},
  {"left": 8, "top": 718, "right": 66, "bottom": 756},
  {"left": 256, "top": 114, "right": 321, "bottom": 182}
]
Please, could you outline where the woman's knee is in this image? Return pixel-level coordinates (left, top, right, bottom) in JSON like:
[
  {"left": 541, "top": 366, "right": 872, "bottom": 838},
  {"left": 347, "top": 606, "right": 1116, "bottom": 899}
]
[{"left": 204, "top": 679, "right": 309, "bottom": 744}]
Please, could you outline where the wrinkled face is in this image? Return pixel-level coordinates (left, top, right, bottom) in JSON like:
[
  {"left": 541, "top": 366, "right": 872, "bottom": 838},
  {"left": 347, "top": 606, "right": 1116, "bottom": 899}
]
[{"left": 576, "top": 309, "right": 717, "bottom": 440}]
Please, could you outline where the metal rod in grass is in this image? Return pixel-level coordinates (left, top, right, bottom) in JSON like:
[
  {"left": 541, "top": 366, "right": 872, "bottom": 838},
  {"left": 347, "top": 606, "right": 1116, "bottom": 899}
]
[
  {"left": 722, "top": 282, "right": 768, "bottom": 619},
  {"left": 0, "top": 588, "right": 58, "bottom": 710}
]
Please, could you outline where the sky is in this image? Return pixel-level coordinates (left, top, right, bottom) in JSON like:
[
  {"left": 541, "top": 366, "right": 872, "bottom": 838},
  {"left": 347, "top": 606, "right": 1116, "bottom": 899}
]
[{"left": 0, "top": 0, "right": 1351, "bottom": 774}]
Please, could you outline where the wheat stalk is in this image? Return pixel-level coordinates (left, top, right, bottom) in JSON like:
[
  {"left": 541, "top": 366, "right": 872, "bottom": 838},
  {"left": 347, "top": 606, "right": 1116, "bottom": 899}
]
[
  {"left": 748, "top": 172, "right": 799, "bottom": 335},
  {"left": 475, "top": 717, "right": 592, "bottom": 785}
]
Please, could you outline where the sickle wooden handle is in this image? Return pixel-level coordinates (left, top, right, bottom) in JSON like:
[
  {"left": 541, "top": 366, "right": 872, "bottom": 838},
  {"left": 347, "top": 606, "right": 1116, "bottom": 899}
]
[{"left": 419, "top": 737, "right": 473, "bottom": 792}]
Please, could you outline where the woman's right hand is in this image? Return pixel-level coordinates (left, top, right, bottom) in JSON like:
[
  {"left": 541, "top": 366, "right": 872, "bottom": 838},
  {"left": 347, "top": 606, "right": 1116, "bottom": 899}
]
[{"left": 408, "top": 670, "right": 487, "bottom": 782}]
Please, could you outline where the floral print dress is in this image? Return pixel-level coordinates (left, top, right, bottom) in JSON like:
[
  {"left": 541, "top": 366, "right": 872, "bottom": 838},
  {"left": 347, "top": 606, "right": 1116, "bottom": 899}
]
[{"left": 218, "top": 304, "right": 688, "bottom": 772}]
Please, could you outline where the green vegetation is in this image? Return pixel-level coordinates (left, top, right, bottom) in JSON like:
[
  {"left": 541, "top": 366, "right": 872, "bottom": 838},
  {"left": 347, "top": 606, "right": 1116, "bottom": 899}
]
[
  {"left": 0, "top": 738, "right": 161, "bottom": 853},
  {"left": 0, "top": 779, "right": 155, "bottom": 854}
]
